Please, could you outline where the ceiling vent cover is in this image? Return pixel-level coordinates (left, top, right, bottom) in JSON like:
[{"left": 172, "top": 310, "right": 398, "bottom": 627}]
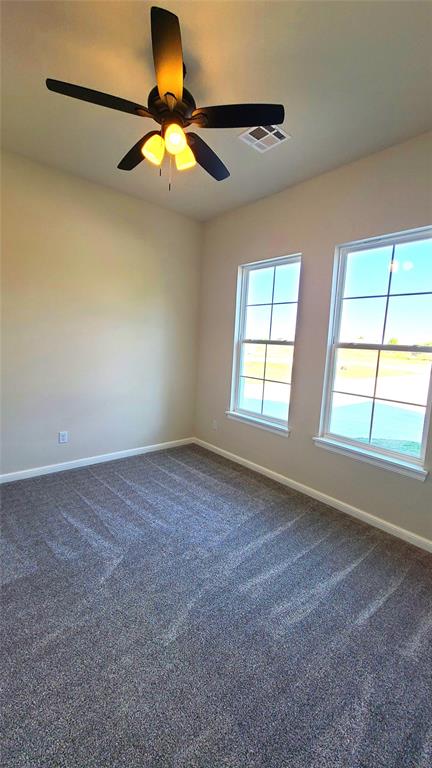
[{"left": 239, "top": 125, "right": 291, "bottom": 152}]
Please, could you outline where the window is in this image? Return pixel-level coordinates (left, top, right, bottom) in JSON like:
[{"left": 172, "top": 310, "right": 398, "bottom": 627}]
[
  {"left": 228, "top": 254, "right": 301, "bottom": 433},
  {"left": 317, "top": 227, "right": 432, "bottom": 476}
]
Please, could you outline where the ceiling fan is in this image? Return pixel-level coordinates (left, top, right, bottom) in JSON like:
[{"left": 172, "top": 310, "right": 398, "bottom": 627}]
[{"left": 46, "top": 6, "right": 285, "bottom": 182}]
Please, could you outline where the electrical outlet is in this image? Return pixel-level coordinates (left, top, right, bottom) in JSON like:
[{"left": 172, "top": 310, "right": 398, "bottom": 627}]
[
  {"left": 58, "top": 431, "right": 69, "bottom": 444},
  {"left": 212, "top": 419, "right": 218, "bottom": 431}
]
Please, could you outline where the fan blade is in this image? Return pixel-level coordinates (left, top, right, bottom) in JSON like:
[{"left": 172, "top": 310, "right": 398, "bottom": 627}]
[
  {"left": 117, "top": 132, "right": 158, "bottom": 170},
  {"left": 151, "top": 7, "right": 183, "bottom": 104},
  {"left": 46, "top": 79, "right": 152, "bottom": 117},
  {"left": 192, "top": 104, "right": 284, "bottom": 129},
  {"left": 187, "top": 133, "right": 229, "bottom": 181}
]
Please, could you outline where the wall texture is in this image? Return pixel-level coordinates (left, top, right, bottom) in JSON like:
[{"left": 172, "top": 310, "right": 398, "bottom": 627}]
[
  {"left": 196, "top": 133, "right": 432, "bottom": 542},
  {"left": 1, "top": 151, "right": 201, "bottom": 473},
  {"left": 2, "top": 136, "right": 431, "bottom": 543}
]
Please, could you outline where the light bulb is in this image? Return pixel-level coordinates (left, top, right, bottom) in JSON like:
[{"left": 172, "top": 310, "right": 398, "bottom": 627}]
[
  {"left": 141, "top": 134, "right": 165, "bottom": 166},
  {"left": 175, "top": 144, "right": 196, "bottom": 171},
  {"left": 164, "top": 123, "right": 187, "bottom": 155}
]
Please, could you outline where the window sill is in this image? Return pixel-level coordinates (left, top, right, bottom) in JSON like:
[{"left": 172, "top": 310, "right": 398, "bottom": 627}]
[
  {"left": 313, "top": 436, "right": 428, "bottom": 481},
  {"left": 225, "top": 410, "right": 290, "bottom": 436}
]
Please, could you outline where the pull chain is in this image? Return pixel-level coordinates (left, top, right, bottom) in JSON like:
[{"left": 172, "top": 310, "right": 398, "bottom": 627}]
[{"left": 169, "top": 154, "right": 172, "bottom": 191}]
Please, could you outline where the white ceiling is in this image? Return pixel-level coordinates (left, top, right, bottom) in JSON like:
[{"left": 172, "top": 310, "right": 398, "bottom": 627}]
[{"left": 2, "top": 1, "right": 431, "bottom": 221}]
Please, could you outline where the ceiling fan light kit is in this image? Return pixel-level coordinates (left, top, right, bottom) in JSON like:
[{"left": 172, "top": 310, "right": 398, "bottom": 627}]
[
  {"left": 175, "top": 145, "right": 196, "bottom": 171},
  {"left": 141, "top": 133, "right": 165, "bottom": 166},
  {"left": 164, "top": 122, "right": 187, "bottom": 155},
  {"left": 46, "top": 6, "right": 285, "bottom": 185},
  {"left": 141, "top": 125, "right": 196, "bottom": 174}
]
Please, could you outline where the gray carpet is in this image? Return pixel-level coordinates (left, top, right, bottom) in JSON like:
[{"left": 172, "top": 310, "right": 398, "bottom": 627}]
[{"left": 1, "top": 445, "right": 432, "bottom": 768}]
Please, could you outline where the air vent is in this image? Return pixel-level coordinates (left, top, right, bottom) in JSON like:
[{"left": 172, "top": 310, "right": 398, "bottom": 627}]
[{"left": 239, "top": 125, "right": 291, "bottom": 152}]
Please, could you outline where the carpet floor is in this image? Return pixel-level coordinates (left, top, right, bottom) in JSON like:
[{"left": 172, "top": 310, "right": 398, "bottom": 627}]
[{"left": 1, "top": 445, "right": 432, "bottom": 767}]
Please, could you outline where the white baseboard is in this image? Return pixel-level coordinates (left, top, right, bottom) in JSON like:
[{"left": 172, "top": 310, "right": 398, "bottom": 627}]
[
  {"left": 2, "top": 435, "right": 430, "bottom": 554},
  {"left": 194, "top": 438, "right": 432, "bottom": 554},
  {"left": 0, "top": 438, "right": 195, "bottom": 484}
]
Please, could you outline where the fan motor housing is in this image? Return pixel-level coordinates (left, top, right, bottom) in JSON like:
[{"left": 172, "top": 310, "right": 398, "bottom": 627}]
[{"left": 146, "top": 86, "right": 197, "bottom": 126}]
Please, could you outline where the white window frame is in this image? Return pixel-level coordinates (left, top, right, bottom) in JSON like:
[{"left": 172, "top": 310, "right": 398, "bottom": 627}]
[
  {"left": 227, "top": 253, "right": 301, "bottom": 435},
  {"left": 315, "top": 226, "right": 432, "bottom": 480}
]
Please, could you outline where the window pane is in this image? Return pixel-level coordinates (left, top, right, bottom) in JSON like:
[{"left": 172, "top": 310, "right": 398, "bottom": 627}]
[
  {"left": 329, "top": 393, "right": 372, "bottom": 442},
  {"left": 384, "top": 294, "right": 432, "bottom": 346},
  {"left": 371, "top": 400, "right": 425, "bottom": 458},
  {"left": 240, "top": 343, "right": 265, "bottom": 379},
  {"left": 390, "top": 239, "right": 432, "bottom": 295},
  {"left": 262, "top": 381, "right": 290, "bottom": 421},
  {"left": 245, "top": 305, "right": 271, "bottom": 340},
  {"left": 247, "top": 266, "right": 274, "bottom": 304},
  {"left": 333, "top": 348, "right": 378, "bottom": 397},
  {"left": 375, "top": 351, "right": 432, "bottom": 406},
  {"left": 273, "top": 261, "right": 300, "bottom": 303},
  {"left": 265, "top": 345, "right": 293, "bottom": 384},
  {"left": 344, "top": 246, "right": 392, "bottom": 298},
  {"left": 234, "top": 256, "right": 301, "bottom": 428},
  {"left": 270, "top": 304, "right": 298, "bottom": 341},
  {"left": 238, "top": 377, "right": 263, "bottom": 414},
  {"left": 339, "top": 297, "right": 387, "bottom": 344}
]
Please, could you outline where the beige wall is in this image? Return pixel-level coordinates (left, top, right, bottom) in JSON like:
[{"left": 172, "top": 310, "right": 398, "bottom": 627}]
[
  {"left": 196, "top": 133, "right": 432, "bottom": 542},
  {"left": 2, "top": 137, "right": 431, "bottom": 543},
  {"left": 1, "top": 151, "right": 201, "bottom": 473}
]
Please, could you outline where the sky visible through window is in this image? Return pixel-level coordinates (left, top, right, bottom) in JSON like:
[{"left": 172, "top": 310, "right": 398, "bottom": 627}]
[{"left": 328, "top": 236, "right": 432, "bottom": 459}]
